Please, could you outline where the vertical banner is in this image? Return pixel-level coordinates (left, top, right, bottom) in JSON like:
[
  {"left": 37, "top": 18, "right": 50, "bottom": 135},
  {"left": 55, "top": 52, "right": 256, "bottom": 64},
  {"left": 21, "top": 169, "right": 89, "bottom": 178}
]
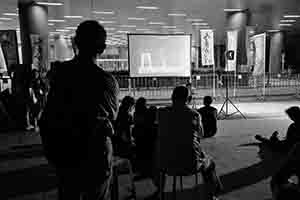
[
  {"left": 251, "top": 33, "right": 266, "bottom": 76},
  {"left": 0, "top": 30, "right": 19, "bottom": 72},
  {"left": 200, "top": 29, "right": 215, "bottom": 66},
  {"left": 30, "top": 34, "right": 43, "bottom": 71},
  {"left": 0, "top": 45, "right": 7, "bottom": 73},
  {"left": 250, "top": 33, "right": 266, "bottom": 97},
  {"left": 226, "top": 30, "right": 238, "bottom": 71}
]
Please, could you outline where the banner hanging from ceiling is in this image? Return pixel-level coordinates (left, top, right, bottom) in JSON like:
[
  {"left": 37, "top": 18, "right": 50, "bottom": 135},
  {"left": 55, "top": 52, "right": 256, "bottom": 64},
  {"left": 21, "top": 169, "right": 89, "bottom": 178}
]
[
  {"left": 250, "top": 33, "right": 266, "bottom": 76},
  {"left": 226, "top": 30, "right": 238, "bottom": 71},
  {"left": 200, "top": 29, "right": 215, "bottom": 66}
]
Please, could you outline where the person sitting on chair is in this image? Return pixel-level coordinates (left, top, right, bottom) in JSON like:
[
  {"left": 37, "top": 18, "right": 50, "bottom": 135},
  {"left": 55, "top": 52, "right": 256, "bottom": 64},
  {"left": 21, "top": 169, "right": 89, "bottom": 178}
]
[
  {"left": 255, "top": 106, "right": 300, "bottom": 153},
  {"left": 148, "top": 86, "right": 222, "bottom": 200},
  {"left": 197, "top": 96, "right": 218, "bottom": 138}
]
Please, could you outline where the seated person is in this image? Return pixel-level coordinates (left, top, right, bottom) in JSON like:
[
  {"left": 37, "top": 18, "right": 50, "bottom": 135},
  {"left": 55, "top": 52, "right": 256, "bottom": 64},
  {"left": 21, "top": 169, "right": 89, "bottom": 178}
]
[
  {"left": 197, "top": 96, "right": 218, "bottom": 138},
  {"left": 255, "top": 106, "right": 300, "bottom": 153},
  {"left": 270, "top": 143, "right": 300, "bottom": 200},
  {"left": 113, "top": 96, "right": 135, "bottom": 159},
  {"left": 148, "top": 86, "right": 222, "bottom": 200}
]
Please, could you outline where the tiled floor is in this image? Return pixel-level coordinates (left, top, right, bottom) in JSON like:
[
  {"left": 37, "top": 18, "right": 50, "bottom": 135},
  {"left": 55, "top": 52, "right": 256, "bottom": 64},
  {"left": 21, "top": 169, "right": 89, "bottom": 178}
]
[{"left": 1, "top": 100, "right": 299, "bottom": 200}]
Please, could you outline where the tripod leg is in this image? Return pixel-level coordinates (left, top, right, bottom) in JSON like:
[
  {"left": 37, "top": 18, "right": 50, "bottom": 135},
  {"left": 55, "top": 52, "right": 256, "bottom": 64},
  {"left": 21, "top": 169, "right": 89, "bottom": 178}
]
[
  {"left": 217, "top": 99, "right": 227, "bottom": 116},
  {"left": 227, "top": 98, "right": 246, "bottom": 119}
]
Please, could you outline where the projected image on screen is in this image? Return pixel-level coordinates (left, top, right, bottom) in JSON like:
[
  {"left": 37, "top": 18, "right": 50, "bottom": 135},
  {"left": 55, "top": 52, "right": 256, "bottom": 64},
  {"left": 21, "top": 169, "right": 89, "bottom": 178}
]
[{"left": 129, "top": 35, "right": 191, "bottom": 77}]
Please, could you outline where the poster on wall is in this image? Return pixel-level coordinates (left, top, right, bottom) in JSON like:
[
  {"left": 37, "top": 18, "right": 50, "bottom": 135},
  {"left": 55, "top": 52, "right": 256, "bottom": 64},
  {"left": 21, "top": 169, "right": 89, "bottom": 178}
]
[
  {"left": 0, "top": 30, "right": 19, "bottom": 72},
  {"left": 30, "top": 34, "right": 43, "bottom": 71},
  {"left": 200, "top": 29, "right": 215, "bottom": 66},
  {"left": 250, "top": 33, "right": 266, "bottom": 76},
  {"left": 0, "top": 45, "right": 7, "bottom": 73},
  {"left": 226, "top": 30, "right": 238, "bottom": 71}
]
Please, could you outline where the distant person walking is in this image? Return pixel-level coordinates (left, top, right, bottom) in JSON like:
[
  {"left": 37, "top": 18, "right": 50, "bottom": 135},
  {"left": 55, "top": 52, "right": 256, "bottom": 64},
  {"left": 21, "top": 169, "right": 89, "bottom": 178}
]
[{"left": 39, "top": 20, "right": 119, "bottom": 200}]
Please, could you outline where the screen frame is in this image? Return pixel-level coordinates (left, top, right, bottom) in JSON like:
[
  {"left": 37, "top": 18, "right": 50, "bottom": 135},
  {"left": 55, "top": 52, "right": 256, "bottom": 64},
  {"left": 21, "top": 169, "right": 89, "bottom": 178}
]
[{"left": 127, "top": 33, "right": 192, "bottom": 78}]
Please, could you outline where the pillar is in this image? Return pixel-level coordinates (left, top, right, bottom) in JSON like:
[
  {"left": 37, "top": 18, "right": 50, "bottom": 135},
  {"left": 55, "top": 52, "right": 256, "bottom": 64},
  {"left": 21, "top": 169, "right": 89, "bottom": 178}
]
[
  {"left": 269, "top": 32, "right": 284, "bottom": 74},
  {"left": 18, "top": 0, "right": 48, "bottom": 72}
]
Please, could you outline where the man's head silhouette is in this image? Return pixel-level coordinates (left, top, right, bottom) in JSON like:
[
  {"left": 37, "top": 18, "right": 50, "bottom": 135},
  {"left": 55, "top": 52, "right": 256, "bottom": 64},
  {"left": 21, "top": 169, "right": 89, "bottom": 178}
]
[{"left": 74, "top": 20, "right": 107, "bottom": 57}]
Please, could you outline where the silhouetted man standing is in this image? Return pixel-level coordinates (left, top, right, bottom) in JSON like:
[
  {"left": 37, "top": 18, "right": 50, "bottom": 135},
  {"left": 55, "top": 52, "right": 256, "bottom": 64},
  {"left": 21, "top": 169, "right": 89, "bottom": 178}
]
[{"left": 39, "top": 20, "right": 119, "bottom": 200}]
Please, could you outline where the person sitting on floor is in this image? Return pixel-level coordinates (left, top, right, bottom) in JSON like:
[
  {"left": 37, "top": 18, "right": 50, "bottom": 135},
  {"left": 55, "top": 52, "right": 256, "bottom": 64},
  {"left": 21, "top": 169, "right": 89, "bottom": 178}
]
[
  {"left": 255, "top": 106, "right": 300, "bottom": 153},
  {"left": 270, "top": 142, "right": 300, "bottom": 200},
  {"left": 197, "top": 96, "right": 218, "bottom": 138}
]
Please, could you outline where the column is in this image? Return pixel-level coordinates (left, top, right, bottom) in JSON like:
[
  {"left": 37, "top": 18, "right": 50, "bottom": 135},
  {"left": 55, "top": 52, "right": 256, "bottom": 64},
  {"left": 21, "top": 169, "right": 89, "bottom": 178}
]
[
  {"left": 18, "top": 0, "right": 48, "bottom": 72},
  {"left": 269, "top": 31, "right": 284, "bottom": 74}
]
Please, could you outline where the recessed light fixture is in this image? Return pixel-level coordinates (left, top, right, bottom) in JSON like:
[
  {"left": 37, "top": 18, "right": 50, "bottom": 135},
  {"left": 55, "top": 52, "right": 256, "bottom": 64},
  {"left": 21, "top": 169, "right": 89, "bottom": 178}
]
[
  {"left": 223, "top": 8, "right": 245, "bottom": 12},
  {"left": 64, "top": 15, "right": 83, "bottom": 19},
  {"left": 267, "top": 30, "right": 281, "bottom": 32},
  {"left": 283, "top": 15, "right": 300, "bottom": 18},
  {"left": 149, "top": 22, "right": 165, "bottom": 25},
  {"left": 279, "top": 23, "right": 293, "bottom": 26},
  {"left": 168, "top": 13, "right": 186, "bottom": 17},
  {"left": 136, "top": 6, "right": 159, "bottom": 10},
  {"left": 136, "top": 28, "right": 150, "bottom": 31},
  {"left": 120, "top": 25, "right": 137, "bottom": 28},
  {"left": 36, "top": 2, "right": 63, "bottom": 6},
  {"left": 105, "top": 27, "right": 116, "bottom": 31},
  {"left": 48, "top": 19, "right": 65, "bottom": 22},
  {"left": 192, "top": 22, "right": 208, "bottom": 26},
  {"left": 117, "top": 30, "right": 130, "bottom": 33},
  {"left": 186, "top": 18, "right": 203, "bottom": 22},
  {"left": 65, "top": 27, "right": 77, "bottom": 30},
  {"left": 174, "top": 31, "right": 185, "bottom": 34},
  {"left": 128, "top": 17, "right": 145, "bottom": 21},
  {"left": 93, "top": 11, "right": 115, "bottom": 15},
  {"left": 99, "top": 20, "right": 116, "bottom": 24},
  {"left": 48, "top": 23, "right": 54, "bottom": 26},
  {"left": 3, "top": 13, "right": 18, "bottom": 16},
  {"left": 280, "top": 19, "right": 296, "bottom": 23},
  {"left": 162, "top": 26, "right": 177, "bottom": 29},
  {"left": 0, "top": 17, "right": 12, "bottom": 20},
  {"left": 56, "top": 29, "right": 70, "bottom": 32}
]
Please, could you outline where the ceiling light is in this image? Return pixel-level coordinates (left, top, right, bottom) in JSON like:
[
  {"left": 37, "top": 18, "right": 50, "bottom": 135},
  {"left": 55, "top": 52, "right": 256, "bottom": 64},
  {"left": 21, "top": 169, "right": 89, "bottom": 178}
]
[
  {"left": 48, "top": 23, "right": 54, "bottom": 26},
  {"left": 162, "top": 26, "right": 177, "bottom": 29},
  {"left": 279, "top": 23, "right": 293, "bottom": 26},
  {"left": 50, "top": 31, "right": 60, "bottom": 35},
  {"left": 0, "top": 17, "right": 12, "bottom": 20},
  {"left": 99, "top": 20, "right": 116, "bottom": 24},
  {"left": 223, "top": 8, "right": 245, "bottom": 12},
  {"left": 168, "top": 13, "right": 186, "bottom": 17},
  {"left": 64, "top": 15, "right": 83, "bottom": 19},
  {"left": 174, "top": 31, "right": 185, "bottom": 34},
  {"left": 267, "top": 30, "right": 281, "bottom": 33},
  {"left": 283, "top": 15, "right": 300, "bottom": 18},
  {"left": 117, "top": 30, "right": 130, "bottom": 33},
  {"left": 93, "top": 11, "right": 115, "bottom": 15},
  {"left": 3, "top": 13, "right": 18, "bottom": 16},
  {"left": 280, "top": 19, "right": 296, "bottom": 23},
  {"left": 136, "top": 6, "right": 159, "bottom": 10},
  {"left": 105, "top": 27, "right": 116, "bottom": 31},
  {"left": 192, "top": 22, "right": 208, "bottom": 26},
  {"left": 48, "top": 19, "right": 65, "bottom": 22},
  {"left": 36, "top": 2, "right": 63, "bottom": 6},
  {"left": 149, "top": 22, "right": 165, "bottom": 25},
  {"left": 136, "top": 28, "right": 150, "bottom": 31},
  {"left": 120, "top": 25, "right": 136, "bottom": 28},
  {"left": 186, "top": 18, "right": 203, "bottom": 22},
  {"left": 56, "top": 29, "right": 70, "bottom": 32},
  {"left": 128, "top": 17, "right": 145, "bottom": 21},
  {"left": 65, "top": 27, "right": 77, "bottom": 30}
]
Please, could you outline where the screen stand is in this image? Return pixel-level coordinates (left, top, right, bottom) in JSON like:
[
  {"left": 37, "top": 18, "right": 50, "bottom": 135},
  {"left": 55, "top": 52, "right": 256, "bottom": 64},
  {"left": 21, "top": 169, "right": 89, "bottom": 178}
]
[{"left": 217, "top": 74, "right": 246, "bottom": 120}]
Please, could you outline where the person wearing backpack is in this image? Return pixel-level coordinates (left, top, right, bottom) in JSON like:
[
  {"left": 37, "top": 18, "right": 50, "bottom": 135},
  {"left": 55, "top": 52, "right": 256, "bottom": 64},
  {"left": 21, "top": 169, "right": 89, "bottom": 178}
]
[{"left": 39, "top": 20, "right": 119, "bottom": 200}]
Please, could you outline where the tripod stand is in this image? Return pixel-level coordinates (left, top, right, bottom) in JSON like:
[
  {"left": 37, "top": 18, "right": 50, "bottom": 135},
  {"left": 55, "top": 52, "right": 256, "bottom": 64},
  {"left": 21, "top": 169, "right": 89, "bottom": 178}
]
[{"left": 217, "top": 74, "right": 246, "bottom": 119}]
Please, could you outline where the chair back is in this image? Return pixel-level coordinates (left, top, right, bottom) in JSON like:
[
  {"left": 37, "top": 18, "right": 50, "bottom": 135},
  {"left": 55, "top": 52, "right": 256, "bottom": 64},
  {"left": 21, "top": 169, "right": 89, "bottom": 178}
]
[{"left": 155, "top": 106, "right": 197, "bottom": 175}]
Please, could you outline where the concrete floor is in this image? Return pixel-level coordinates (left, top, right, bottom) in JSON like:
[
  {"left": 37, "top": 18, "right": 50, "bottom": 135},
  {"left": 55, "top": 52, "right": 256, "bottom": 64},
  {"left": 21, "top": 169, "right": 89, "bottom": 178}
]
[{"left": 1, "top": 100, "right": 299, "bottom": 200}]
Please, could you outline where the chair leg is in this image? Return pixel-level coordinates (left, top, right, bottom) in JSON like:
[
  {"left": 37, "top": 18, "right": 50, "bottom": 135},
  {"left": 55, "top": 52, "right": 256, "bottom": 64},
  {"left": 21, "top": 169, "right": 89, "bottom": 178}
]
[
  {"left": 172, "top": 176, "right": 177, "bottom": 200},
  {"left": 180, "top": 176, "right": 183, "bottom": 191}
]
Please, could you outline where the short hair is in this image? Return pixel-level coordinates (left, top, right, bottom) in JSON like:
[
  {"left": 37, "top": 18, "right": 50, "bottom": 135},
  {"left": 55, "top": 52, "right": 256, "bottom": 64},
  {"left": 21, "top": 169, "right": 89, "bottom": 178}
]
[
  {"left": 203, "top": 96, "right": 213, "bottom": 106},
  {"left": 285, "top": 106, "right": 300, "bottom": 121},
  {"left": 74, "top": 20, "right": 106, "bottom": 55},
  {"left": 172, "top": 86, "right": 189, "bottom": 103}
]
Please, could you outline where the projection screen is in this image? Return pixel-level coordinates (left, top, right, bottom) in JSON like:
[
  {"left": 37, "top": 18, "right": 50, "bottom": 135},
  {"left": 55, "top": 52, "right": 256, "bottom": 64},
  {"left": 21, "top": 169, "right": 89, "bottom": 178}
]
[{"left": 128, "top": 34, "right": 191, "bottom": 77}]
